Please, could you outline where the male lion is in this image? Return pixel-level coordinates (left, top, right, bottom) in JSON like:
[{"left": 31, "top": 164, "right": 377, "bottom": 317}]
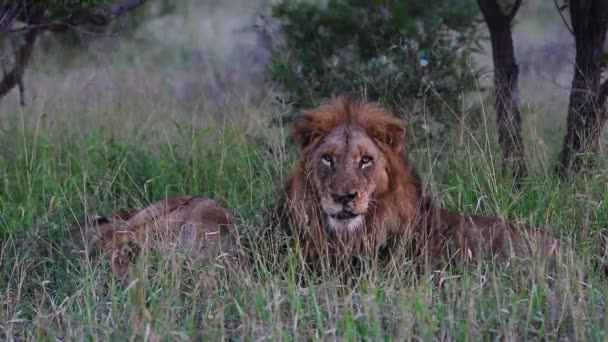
[
  {"left": 69, "top": 195, "right": 241, "bottom": 280},
  {"left": 275, "top": 97, "right": 565, "bottom": 274}
]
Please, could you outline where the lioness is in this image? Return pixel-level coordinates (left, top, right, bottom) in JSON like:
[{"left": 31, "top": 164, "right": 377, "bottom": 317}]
[
  {"left": 69, "top": 195, "right": 240, "bottom": 280},
  {"left": 275, "top": 97, "right": 565, "bottom": 274}
]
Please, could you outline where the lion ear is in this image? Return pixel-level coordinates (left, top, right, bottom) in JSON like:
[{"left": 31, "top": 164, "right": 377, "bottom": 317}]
[
  {"left": 291, "top": 117, "right": 310, "bottom": 151},
  {"left": 291, "top": 115, "right": 322, "bottom": 152},
  {"left": 369, "top": 120, "right": 406, "bottom": 151},
  {"left": 384, "top": 121, "right": 406, "bottom": 150}
]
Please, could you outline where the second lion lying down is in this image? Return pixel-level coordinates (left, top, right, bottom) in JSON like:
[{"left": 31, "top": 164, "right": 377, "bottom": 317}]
[
  {"left": 69, "top": 196, "right": 240, "bottom": 279},
  {"left": 275, "top": 97, "right": 566, "bottom": 273}
]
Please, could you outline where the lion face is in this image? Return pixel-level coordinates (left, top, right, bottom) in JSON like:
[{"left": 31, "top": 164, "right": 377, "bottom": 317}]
[
  {"left": 308, "top": 125, "right": 390, "bottom": 232},
  {"left": 291, "top": 98, "right": 406, "bottom": 234}
]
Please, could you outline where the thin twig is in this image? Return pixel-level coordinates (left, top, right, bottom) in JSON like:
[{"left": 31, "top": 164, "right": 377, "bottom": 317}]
[
  {"left": 0, "top": 3, "right": 25, "bottom": 33},
  {"left": 554, "top": 0, "right": 573, "bottom": 35}
]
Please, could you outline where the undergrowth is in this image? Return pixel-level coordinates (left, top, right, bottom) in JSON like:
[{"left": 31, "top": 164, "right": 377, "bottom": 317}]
[{"left": 1, "top": 112, "right": 608, "bottom": 340}]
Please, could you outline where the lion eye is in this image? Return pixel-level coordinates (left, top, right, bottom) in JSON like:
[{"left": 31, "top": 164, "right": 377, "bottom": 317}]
[
  {"left": 360, "top": 156, "right": 373, "bottom": 167},
  {"left": 321, "top": 155, "right": 333, "bottom": 166}
]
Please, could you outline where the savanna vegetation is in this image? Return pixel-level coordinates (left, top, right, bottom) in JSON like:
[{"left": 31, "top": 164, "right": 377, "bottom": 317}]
[{"left": 1, "top": 0, "right": 608, "bottom": 340}]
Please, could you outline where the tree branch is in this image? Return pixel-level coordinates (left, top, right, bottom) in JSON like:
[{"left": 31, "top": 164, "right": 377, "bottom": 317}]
[
  {"left": 8, "top": 0, "right": 146, "bottom": 33},
  {"left": 554, "top": 0, "right": 573, "bottom": 35},
  {"left": 103, "top": 0, "right": 147, "bottom": 21},
  {"left": 0, "top": 0, "right": 146, "bottom": 102},
  {"left": 507, "top": 0, "right": 522, "bottom": 22},
  {"left": 50, "top": 0, "right": 146, "bottom": 30},
  {"left": 0, "top": 28, "right": 38, "bottom": 101},
  {"left": 0, "top": 3, "right": 24, "bottom": 33}
]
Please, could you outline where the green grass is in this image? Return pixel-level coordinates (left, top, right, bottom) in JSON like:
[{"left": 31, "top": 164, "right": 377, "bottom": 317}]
[
  {"left": 2, "top": 1, "right": 608, "bottom": 340},
  {"left": 1, "top": 106, "right": 608, "bottom": 340}
]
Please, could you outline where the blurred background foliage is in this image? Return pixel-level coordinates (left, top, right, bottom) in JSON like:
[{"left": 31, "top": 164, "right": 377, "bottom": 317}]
[
  {"left": 0, "top": 0, "right": 597, "bottom": 170},
  {"left": 268, "top": 0, "right": 485, "bottom": 146}
]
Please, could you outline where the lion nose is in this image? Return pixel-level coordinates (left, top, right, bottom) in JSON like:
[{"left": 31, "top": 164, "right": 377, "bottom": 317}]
[{"left": 332, "top": 192, "right": 358, "bottom": 205}]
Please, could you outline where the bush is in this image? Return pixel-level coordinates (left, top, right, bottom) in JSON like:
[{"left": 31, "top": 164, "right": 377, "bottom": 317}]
[{"left": 268, "top": 0, "right": 484, "bottom": 143}]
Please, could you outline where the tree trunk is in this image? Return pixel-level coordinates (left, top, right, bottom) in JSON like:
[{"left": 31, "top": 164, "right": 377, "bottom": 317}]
[
  {"left": 0, "top": 29, "right": 38, "bottom": 101},
  {"left": 557, "top": 0, "right": 608, "bottom": 177},
  {"left": 491, "top": 23, "right": 526, "bottom": 179},
  {"left": 477, "top": 0, "right": 526, "bottom": 180}
]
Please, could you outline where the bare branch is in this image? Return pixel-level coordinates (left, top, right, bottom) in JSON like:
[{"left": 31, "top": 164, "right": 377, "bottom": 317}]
[
  {"left": 0, "top": 28, "right": 37, "bottom": 100},
  {"left": 42, "top": 0, "right": 146, "bottom": 32},
  {"left": 102, "top": 0, "right": 147, "bottom": 21},
  {"left": 554, "top": 0, "right": 573, "bottom": 35},
  {"left": 507, "top": 0, "right": 522, "bottom": 22},
  {"left": 0, "top": 3, "right": 24, "bottom": 33},
  {"left": 4, "top": 0, "right": 146, "bottom": 33}
]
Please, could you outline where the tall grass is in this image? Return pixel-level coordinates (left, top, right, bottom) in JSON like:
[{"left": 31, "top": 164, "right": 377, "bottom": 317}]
[
  {"left": 2, "top": 1, "right": 608, "bottom": 340},
  {"left": 1, "top": 100, "right": 608, "bottom": 340}
]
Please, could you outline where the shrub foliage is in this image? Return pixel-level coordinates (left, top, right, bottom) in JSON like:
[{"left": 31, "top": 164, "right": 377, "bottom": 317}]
[{"left": 269, "top": 0, "right": 484, "bottom": 142}]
